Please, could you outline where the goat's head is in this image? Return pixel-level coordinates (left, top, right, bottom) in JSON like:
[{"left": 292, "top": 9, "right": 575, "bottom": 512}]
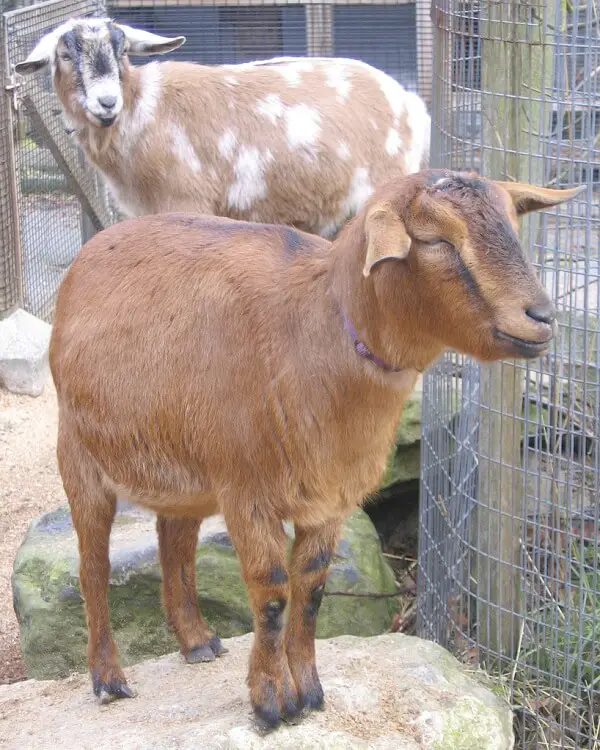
[
  {"left": 362, "top": 170, "right": 585, "bottom": 361},
  {"left": 14, "top": 18, "right": 185, "bottom": 128}
]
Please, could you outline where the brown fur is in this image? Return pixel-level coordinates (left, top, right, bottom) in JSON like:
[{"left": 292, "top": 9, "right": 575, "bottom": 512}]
[{"left": 49, "top": 169, "right": 582, "bottom": 729}]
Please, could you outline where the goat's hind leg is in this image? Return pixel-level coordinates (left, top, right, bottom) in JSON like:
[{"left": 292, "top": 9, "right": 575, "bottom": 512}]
[
  {"left": 286, "top": 519, "right": 342, "bottom": 713},
  {"left": 221, "top": 504, "right": 299, "bottom": 731},
  {"left": 157, "top": 515, "right": 228, "bottom": 663},
  {"left": 57, "top": 424, "right": 132, "bottom": 703}
]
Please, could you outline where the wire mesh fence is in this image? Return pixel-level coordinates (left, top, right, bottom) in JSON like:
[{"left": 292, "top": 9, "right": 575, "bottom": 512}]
[
  {"left": 1, "top": 0, "right": 116, "bottom": 322},
  {"left": 0, "top": 0, "right": 433, "bottom": 322},
  {"left": 417, "top": 1, "right": 600, "bottom": 747}
]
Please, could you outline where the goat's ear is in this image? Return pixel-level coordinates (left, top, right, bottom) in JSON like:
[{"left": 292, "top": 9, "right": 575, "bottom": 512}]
[
  {"left": 117, "top": 23, "right": 186, "bottom": 55},
  {"left": 363, "top": 202, "right": 411, "bottom": 278},
  {"left": 495, "top": 181, "right": 586, "bottom": 215},
  {"left": 14, "top": 32, "right": 57, "bottom": 75}
]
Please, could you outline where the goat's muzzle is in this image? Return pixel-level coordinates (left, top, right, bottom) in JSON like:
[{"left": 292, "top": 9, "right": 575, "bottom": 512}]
[{"left": 493, "top": 309, "right": 558, "bottom": 359}]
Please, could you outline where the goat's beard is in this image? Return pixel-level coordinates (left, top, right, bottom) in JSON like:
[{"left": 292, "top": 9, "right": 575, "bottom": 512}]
[{"left": 85, "top": 122, "right": 114, "bottom": 158}]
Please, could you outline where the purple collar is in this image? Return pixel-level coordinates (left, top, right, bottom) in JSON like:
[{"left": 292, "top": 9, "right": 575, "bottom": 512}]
[{"left": 343, "top": 311, "right": 403, "bottom": 373}]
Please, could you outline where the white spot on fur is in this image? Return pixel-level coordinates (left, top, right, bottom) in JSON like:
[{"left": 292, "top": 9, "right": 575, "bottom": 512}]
[
  {"left": 385, "top": 128, "right": 401, "bottom": 156},
  {"left": 317, "top": 167, "right": 374, "bottom": 238},
  {"left": 84, "top": 76, "right": 123, "bottom": 120},
  {"left": 278, "top": 61, "right": 313, "bottom": 86},
  {"left": 337, "top": 142, "right": 350, "bottom": 160},
  {"left": 227, "top": 146, "right": 274, "bottom": 211},
  {"left": 341, "top": 167, "right": 374, "bottom": 216},
  {"left": 403, "top": 91, "right": 431, "bottom": 172},
  {"left": 257, "top": 93, "right": 284, "bottom": 124},
  {"left": 170, "top": 122, "right": 201, "bottom": 172},
  {"left": 319, "top": 220, "right": 340, "bottom": 239},
  {"left": 370, "top": 66, "right": 406, "bottom": 119},
  {"left": 325, "top": 65, "right": 351, "bottom": 102},
  {"left": 218, "top": 129, "right": 237, "bottom": 161},
  {"left": 285, "top": 104, "right": 321, "bottom": 153},
  {"left": 224, "top": 75, "right": 239, "bottom": 86},
  {"left": 122, "top": 62, "right": 161, "bottom": 145}
]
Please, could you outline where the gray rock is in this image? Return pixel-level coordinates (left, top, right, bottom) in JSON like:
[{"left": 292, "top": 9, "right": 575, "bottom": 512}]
[
  {"left": 0, "top": 308, "right": 51, "bottom": 396},
  {"left": 13, "top": 504, "right": 398, "bottom": 680},
  {"left": 378, "top": 376, "right": 423, "bottom": 489},
  {"left": 0, "top": 633, "right": 514, "bottom": 749}
]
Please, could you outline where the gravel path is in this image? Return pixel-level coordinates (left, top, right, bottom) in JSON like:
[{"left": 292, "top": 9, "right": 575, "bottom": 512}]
[{"left": 0, "top": 382, "right": 63, "bottom": 684}]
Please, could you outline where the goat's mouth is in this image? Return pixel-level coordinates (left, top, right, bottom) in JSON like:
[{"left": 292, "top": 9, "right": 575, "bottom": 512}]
[
  {"left": 494, "top": 328, "right": 554, "bottom": 357},
  {"left": 97, "top": 114, "right": 118, "bottom": 128},
  {"left": 86, "top": 111, "right": 119, "bottom": 128}
]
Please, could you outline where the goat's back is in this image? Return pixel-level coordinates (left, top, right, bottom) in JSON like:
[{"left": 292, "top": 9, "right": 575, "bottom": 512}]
[{"left": 90, "top": 57, "right": 429, "bottom": 237}]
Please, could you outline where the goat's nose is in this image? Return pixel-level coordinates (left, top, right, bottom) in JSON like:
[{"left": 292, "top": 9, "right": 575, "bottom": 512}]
[
  {"left": 98, "top": 95, "right": 117, "bottom": 110},
  {"left": 526, "top": 301, "right": 556, "bottom": 325}
]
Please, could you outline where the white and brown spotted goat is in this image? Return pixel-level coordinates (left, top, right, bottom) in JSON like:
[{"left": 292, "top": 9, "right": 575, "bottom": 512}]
[{"left": 15, "top": 18, "right": 430, "bottom": 237}]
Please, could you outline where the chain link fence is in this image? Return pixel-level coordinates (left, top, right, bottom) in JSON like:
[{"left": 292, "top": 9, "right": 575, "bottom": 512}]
[{"left": 417, "top": 1, "right": 600, "bottom": 747}]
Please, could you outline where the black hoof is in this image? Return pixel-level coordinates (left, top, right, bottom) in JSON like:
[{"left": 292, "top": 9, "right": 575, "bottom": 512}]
[
  {"left": 253, "top": 706, "right": 281, "bottom": 734},
  {"left": 299, "top": 684, "right": 325, "bottom": 712},
  {"left": 92, "top": 672, "right": 135, "bottom": 704},
  {"left": 209, "top": 635, "right": 228, "bottom": 656},
  {"left": 252, "top": 681, "right": 281, "bottom": 733},
  {"left": 186, "top": 635, "right": 228, "bottom": 663},
  {"left": 186, "top": 644, "right": 216, "bottom": 663},
  {"left": 281, "top": 675, "right": 301, "bottom": 724}
]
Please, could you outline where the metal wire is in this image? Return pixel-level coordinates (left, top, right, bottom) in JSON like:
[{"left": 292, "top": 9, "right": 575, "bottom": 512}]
[
  {"left": 417, "top": 1, "right": 600, "bottom": 748},
  {"left": 2, "top": 0, "right": 112, "bottom": 322}
]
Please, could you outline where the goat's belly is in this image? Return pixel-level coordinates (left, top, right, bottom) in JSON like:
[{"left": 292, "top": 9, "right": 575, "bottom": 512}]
[{"left": 106, "top": 479, "right": 220, "bottom": 519}]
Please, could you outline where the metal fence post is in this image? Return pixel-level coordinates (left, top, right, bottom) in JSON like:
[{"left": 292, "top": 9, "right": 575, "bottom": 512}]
[{"left": 0, "top": 12, "right": 23, "bottom": 318}]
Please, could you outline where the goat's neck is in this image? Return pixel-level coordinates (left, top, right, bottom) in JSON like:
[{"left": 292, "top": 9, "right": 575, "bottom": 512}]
[{"left": 329, "top": 222, "right": 443, "bottom": 374}]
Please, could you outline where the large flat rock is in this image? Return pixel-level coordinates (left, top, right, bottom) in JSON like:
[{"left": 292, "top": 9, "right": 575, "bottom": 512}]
[
  {"left": 12, "top": 505, "right": 398, "bottom": 680},
  {"left": 0, "top": 633, "right": 514, "bottom": 749}
]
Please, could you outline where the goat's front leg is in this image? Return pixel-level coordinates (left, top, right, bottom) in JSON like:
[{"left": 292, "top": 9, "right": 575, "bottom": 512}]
[
  {"left": 157, "top": 515, "right": 227, "bottom": 663},
  {"left": 222, "top": 506, "right": 299, "bottom": 731},
  {"left": 285, "top": 519, "right": 342, "bottom": 712}
]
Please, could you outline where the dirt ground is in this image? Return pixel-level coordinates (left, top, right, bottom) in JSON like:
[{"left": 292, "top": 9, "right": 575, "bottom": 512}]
[{"left": 0, "top": 381, "right": 63, "bottom": 684}]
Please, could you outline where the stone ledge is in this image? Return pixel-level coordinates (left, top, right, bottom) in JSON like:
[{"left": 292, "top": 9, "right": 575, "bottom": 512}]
[{"left": 0, "top": 632, "right": 514, "bottom": 750}]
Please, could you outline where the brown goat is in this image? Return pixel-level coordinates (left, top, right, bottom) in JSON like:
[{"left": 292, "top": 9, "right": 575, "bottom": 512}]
[{"left": 49, "top": 169, "right": 583, "bottom": 731}]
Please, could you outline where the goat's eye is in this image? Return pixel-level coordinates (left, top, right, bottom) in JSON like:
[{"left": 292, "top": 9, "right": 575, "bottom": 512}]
[
  {"left": 425, "top": 238, "right": 454, "bottom": 250},
  {"left": 60, "top": 53, "right": 72, "bottom": 62}
]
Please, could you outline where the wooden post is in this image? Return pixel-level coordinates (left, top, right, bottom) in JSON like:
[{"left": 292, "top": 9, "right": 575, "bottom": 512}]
[{"left": 476, "top": 0, "right": 556, "bottom": 664}]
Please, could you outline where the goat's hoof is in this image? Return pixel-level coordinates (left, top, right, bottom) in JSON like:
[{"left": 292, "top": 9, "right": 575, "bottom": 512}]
[
  {"left": 252, "top": 706, "right": 281, "bottom": 734},
  {"left": 299, "top": 684, "right": 325, "bottom": 712},
  {"left": 92, "top": 674, "right": 135, "bottom": 704},
  {"left": 251, "top": 680, "right": 285, "bottom": 733},
  {"left": 209, "top": 635, "right": 228, "bottom": 656},
  {"left": 281, "top": 676, "right": 302, "bottom": 724},
  {"left": 186, "top": 636, "right": 227, "bottom": 664}
]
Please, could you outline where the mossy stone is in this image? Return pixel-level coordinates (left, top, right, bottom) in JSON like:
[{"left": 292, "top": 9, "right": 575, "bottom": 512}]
[{"left": 12, "top": 505, "right": 397, "bottom": 680}]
